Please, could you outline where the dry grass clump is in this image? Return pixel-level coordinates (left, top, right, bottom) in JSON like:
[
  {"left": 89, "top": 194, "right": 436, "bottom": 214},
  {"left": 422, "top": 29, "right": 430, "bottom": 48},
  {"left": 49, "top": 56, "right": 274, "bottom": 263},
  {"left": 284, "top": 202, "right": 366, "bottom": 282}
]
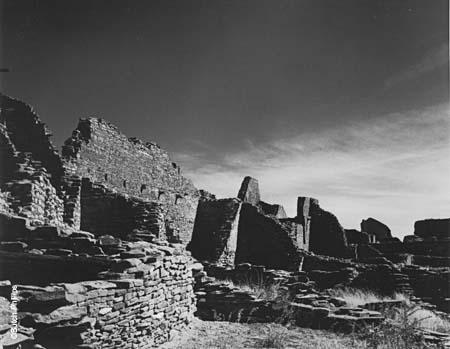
[
  {"left": 224, "top": 276, "right": 284, "bottom": 301},
  {"left": 329, "top": 287, "right": 450, "bottom": 334},
  {"left": 328, "top": 287, "right": 407, "bottom": 307}
]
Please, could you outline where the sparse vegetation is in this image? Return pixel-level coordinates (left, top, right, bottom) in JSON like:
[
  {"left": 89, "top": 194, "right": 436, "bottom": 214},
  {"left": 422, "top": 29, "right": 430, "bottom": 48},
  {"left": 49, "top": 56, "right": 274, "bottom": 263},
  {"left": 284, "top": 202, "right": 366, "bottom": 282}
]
[
  {"left": 329, "top": 287, "right": 450, "bottom": 334},
  {"left": 328, "top": 287, "right": 408, "bottom": 307},
  {"left": 225, "top": 276, "right": 285, "bottom": 301},
  {"left": 255, "top": 324, "right": 288, "bottom": 348}
]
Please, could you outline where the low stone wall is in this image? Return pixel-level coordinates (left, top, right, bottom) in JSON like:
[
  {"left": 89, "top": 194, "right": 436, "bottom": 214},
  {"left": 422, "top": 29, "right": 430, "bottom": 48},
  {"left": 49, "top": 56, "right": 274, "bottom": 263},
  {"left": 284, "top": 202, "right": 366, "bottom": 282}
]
[
  {"left": 193, "top": 263, "right": 384, "bottom": 332},
  {"left": 0, "top": 213, "right": 198, "bottom": 348},
  {"left": 80, "top": 179, "right": 165, "bottom": 240},
  {"left": 402, "top": 266, "right": 450, "bottom": 313},
  {"left": 2, "top": 251, "right": 196, "bottom": 348},
  {"left": 370, "top": 240, "right": 450, "bottom": 258}
]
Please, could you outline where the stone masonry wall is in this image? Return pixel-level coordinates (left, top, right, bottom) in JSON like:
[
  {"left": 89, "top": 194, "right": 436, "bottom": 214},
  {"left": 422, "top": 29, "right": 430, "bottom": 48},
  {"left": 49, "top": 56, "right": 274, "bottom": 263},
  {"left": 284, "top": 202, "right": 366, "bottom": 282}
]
[
  {"left": 414, "top": 218, "right": 450, "bottom": 240},
  {"left": 188, "top": 198, "right": 242, "bottom": 267},
  {"left": 1, "top": 154, "right": 65, "bottom": 227},
  {"left": 0, "top": 212, "right": 198, "bottom": 348},
  {"left": 80, "top": 179, "right": 166, "bottom": 240},
  {"left": 235, "top": 203, "right": 303, "bottom": 270},
  {"left": 297, "top": 197, "right": 348, "bottom": 258},
  {"left": 0, "top": 94, "right": 65, "bottom": 192},
  {"left": 62, "top": 118, "right": 199, "bottom": 244}
]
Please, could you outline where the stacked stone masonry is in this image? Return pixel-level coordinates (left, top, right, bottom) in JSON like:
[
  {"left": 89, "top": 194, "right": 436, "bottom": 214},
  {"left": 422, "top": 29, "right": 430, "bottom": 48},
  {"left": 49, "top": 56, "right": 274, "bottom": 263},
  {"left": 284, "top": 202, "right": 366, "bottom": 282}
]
[
  {"left": 62, "top": 118, "right": 199, "bottom": 244},
  {"left": 0, "top": 212, "right": 197, "bottom": 348}
]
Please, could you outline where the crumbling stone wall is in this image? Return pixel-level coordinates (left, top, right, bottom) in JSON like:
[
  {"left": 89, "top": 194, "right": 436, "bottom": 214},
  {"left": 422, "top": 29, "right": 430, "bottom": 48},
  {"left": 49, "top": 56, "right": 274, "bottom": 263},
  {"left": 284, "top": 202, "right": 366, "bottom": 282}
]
[
  {"left": 414, "top": 218, "right": 450, "bottom": 240},
  {"left": 297, "top": 197, "right": 348, "bottom": 258},
  {"left": 0, "top": 94, "right": 65, "bottom": 192},
  {"left": 0, "top": 211, "right": 198, "bottom": 348},
  {"left": 62, "top": 118, "right": 199, "bottom": 244},
  {"left": 188, "top": 198, "right": 242, "bottom": 267},
  {"left": 190, "top": 177, "right": 307, "bottom": 270},
  {"left": 235, "top": 203, "right": 303, "bottom": 270},
  {"left": 237, "top": 176, "right": 260, "bottom": 205},
  {"left": 80, "top": 178, "right": 166, "bottom": 240},
  {"left": 260, "top": 201, "right": 287, "bottom": 218},
  {"left": 402, "top": 266, "right": 450, "bottom": 313},
  {"left": 345, "top": 229, "right": 376, "bottom": 245},
  {"left": 0, "top": 95, "right": 67, "bottom": 227},
  {"left": 361, "top": 217, "right": 392, "bottom": 241}
]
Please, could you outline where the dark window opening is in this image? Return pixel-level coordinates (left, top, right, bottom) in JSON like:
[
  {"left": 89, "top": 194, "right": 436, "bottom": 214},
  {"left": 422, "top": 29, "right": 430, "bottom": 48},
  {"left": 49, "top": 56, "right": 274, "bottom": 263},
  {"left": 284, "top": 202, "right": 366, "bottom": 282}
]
[
  {"left": 140, "top": 184, "right": 147, "bottom": 193},
  {"left": 104, "top": 174, "right": 108, "bottom": 181},
  {"left": 123, "top": 180, "right": 127, "bottom": 188}
]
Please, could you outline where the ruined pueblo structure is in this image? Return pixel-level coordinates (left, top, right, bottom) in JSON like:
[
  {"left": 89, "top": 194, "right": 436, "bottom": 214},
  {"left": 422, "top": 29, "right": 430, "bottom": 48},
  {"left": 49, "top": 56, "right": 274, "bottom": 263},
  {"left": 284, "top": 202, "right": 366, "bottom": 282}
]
[{"left": 0, "top": 93, "right": 449, "bottom": 348}]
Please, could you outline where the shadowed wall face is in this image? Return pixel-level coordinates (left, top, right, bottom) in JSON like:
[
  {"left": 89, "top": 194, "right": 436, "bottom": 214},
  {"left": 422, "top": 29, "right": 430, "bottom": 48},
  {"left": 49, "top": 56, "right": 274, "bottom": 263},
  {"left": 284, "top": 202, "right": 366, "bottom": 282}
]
[
  {"left": 62, "top": 118, "right": 199, "bottom": 244},
  {"left": 235, "top": 203, "right": 302, "bottom": 270},
  {"left": 297, "top": 197, "right": 348, "bottom": 258},
  {"left": 188, "top": 198, "right": 242, "bottom": 267}
]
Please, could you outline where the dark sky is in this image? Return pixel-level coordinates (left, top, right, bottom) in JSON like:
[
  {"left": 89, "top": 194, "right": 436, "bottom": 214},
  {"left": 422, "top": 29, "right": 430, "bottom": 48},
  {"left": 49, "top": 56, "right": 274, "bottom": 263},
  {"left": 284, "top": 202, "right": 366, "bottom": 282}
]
[
  {"left": 1, "top": 0, "right": 447, "bottom": 149},
  {"left": 1, "top": 0, "right": 449, "bottom": 235}
]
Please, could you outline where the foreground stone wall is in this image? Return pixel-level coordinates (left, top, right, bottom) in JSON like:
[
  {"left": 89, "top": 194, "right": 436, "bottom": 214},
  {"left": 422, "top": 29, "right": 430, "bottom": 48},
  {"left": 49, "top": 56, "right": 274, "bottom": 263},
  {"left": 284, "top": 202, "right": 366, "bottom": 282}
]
[
  {"left": 0, "top": 212, "right": 198, "bottom": 348},
  {"left": 62, "top": 118, "right": 199, "bottom": 244}
]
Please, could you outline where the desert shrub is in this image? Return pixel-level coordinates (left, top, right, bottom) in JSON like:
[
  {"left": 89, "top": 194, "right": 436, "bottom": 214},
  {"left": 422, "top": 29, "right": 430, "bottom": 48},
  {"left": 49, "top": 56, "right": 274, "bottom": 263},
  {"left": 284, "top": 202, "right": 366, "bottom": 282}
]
[
  {"left": 255, "top": 324, "right": 288, "bottom": 348},
  {"left": 355, "top": 303, "right": 449, "bottom": 349}
]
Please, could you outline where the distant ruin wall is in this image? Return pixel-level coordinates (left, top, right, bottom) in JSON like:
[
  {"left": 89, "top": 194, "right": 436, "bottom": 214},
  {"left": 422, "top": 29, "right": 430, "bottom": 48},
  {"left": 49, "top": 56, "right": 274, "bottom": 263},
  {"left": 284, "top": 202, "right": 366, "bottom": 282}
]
[
  {"left": 361, "top": 218, "right": 392, "bottom": 241},
  {"left": 62, "top": 118, "right": 199, "bottom": 244},
  {"left": 297, "top": 197, "right": 348, "bottom": 258},
  {"left": 235, "top": 203, "right": 303, "bottom": 270},
  {"left": 414, "top": 219, "right": 450, "bottom": 240}
]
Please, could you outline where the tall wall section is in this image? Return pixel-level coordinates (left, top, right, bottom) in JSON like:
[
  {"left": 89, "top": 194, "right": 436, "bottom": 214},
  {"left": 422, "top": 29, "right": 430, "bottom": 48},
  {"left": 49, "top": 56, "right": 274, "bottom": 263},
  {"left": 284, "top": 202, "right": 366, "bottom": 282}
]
[
  {"left": 297, "top": 197, "right": 348, "bottom": 258},
  {"left": 62, "top": 118, "right": 199, "bottom": 244},
  {"left": 0, "top": 94, "right": 65, "bottom": 192},
  {"left": 0, "top": 95, "right": 65, "bottom": 226},
  {"left": 188, "top": 198, "right": 242, "bottom": 267}
]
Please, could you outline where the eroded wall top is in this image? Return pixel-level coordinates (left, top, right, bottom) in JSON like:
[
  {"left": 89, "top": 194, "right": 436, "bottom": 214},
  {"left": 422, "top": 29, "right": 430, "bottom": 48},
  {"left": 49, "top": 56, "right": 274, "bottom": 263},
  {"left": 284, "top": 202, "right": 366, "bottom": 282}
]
[{"left": 62, "top": 117, "right": 198, "bottom": 199}]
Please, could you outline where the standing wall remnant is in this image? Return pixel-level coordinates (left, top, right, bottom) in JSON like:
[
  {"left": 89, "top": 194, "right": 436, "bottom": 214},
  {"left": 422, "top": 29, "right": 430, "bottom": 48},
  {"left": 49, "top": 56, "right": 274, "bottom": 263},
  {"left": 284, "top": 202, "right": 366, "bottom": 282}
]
[
  {"left": 360, "top": 217, "right": 392, "bottom": 242},
  {"left": 297, "top": 197, "right": 348, "bottom": 258},
  {"left": 62, "top": 118, "right": 199, "bottom": 244},
  {"left": 237, "top": 176, "right": 261, "bottom": 205},
  {"left": 190, "top": 177, "right": 307, "bottom": 270},
  {"left": 80, "top": 178, "right": 166, "bottom": 240},
  {"left": 188, "top": 198, "right": 242, "bottom": 267},
  {"left": 414, "top": 218, "right": 450, "bottom": 240}
]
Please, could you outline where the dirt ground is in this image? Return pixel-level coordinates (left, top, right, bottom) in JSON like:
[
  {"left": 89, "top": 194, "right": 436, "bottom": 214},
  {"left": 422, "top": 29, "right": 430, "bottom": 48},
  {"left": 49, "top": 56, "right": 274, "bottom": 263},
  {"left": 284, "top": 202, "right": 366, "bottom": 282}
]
[{"left": 160, "top": 318, "right": 365, "bottom": 349}]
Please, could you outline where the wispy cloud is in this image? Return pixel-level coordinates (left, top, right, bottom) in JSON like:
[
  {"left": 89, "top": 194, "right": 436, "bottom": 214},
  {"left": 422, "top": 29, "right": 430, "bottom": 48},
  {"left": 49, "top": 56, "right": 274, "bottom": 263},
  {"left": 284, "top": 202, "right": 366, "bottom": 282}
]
[
  {"left": 385, "top": 43, "right": 449, "bottom": 87},
  {"left": 174, "top": 103, "right": 450, "bottom": 237}
]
